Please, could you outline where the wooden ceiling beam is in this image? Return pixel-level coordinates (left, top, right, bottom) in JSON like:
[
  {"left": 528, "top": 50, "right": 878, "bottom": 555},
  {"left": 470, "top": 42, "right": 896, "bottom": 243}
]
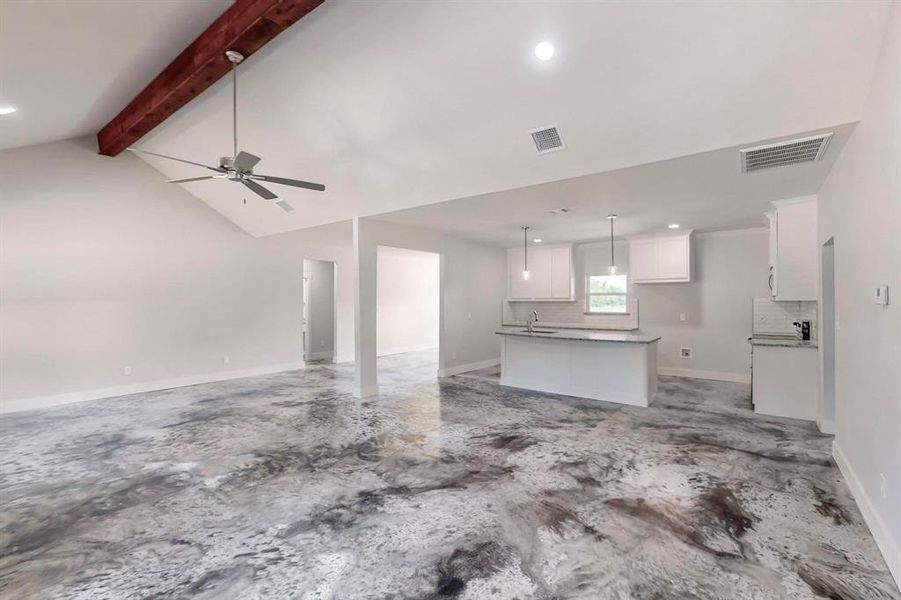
[{"left": 97, "top": 0, "right": 324, "bottom": 156}]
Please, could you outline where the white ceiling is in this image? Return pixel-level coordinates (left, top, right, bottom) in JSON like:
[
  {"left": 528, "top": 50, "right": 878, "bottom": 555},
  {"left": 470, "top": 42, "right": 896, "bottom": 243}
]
[
  {"left": 0, "top": 0, "right": 232, "bottom": 151},
  {"left": 2, "top": 1, "right": 893, "bottom": 242},
  {"left": 130, "top": 0, "right": 891, "bottom": 237},
  {"left": 373, "top": 124, "right": 854, "bottom": 247}
]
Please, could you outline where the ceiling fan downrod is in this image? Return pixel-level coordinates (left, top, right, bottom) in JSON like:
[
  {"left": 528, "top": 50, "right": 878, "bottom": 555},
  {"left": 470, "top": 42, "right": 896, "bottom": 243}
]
[{"left": 225, "top": 50, "right": 244, "bottom": 160}]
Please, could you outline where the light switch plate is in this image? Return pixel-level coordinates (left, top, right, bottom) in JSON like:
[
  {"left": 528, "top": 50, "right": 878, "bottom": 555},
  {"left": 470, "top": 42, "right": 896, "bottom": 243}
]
[{"left": 874, "top": 285, "right": 889, "bottom": 305}]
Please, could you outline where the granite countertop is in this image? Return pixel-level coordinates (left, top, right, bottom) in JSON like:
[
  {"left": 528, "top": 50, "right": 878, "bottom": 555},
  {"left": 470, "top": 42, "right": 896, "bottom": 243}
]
[
  {"left": 496, "top": 326, "right": 660, "bottom": 344},
  {"left": 749, "top": 336, "right": 818, "bottom": 349},
  {"left": 501, "top": 321, "right": 639, "bottom": 332}
]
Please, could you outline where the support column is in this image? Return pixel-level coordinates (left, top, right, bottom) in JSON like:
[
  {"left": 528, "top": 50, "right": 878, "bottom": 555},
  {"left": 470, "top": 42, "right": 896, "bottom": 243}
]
[{"left": 353, "top": 217, "right": 378, "bottom": 398}]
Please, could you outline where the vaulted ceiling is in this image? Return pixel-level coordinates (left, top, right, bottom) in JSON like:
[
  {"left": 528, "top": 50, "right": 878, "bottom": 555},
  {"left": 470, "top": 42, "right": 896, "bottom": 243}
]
[
  {"left": 0, "top": 0, "right": 232, "bottom": 151},
  {"left": 3, "top": 1, "right": 894, "bottom": 239}
]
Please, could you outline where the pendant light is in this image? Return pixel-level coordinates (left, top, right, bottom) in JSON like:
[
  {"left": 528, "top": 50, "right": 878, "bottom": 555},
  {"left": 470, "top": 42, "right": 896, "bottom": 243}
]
[
  {"left": 522, "top": 226, "right": 531, "bottom": 280},
  {"left": 607, "top": 214, "right": 618, "bottom": 275}
]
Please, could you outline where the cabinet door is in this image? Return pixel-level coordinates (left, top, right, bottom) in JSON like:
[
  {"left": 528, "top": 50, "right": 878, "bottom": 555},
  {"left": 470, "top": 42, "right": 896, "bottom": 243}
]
[
  {"left": 656, "top": 235, "right": 690, "bottom": 280},
  {"left": 508, "top": 248, "right": 528, "bottom": 298},
  {"left": 528, "top": 248, "right": 553, "bottom": 298},
  {"left": 774, "top": 201, "right": 817, "bottom": 301},
  {"left": 629, "top": 238, "right": 658, "bottom": 281},
  {"left": 549, "top": 246, "right": 572, "bottom": 298}
]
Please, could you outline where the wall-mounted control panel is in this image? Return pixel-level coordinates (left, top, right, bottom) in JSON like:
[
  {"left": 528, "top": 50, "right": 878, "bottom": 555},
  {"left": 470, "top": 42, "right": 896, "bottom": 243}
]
[{"left": 874, "top": 285, "right": 889, "bottom": 306}]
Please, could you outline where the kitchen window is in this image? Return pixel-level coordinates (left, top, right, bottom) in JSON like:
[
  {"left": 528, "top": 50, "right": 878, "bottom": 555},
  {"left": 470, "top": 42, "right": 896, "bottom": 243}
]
[{"left": 586, "top": 274, "right": 628, "bottom": 313}]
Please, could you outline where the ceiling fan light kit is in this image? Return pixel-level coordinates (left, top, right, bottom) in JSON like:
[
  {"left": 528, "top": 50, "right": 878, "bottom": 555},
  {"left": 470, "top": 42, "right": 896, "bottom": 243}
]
[{"left": 127, "top": 49, "right": 325, "bottom": 213}]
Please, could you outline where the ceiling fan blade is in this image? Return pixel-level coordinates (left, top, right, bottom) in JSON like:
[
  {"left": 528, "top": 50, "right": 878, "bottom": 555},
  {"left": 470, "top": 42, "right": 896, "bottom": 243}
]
[
  {"left": 241, "top": 178, "right": 278, "bottom": 200},
  {"left": 167, "top": 176, "right": 215, "bottom": 184},
  {"left": 275, "top": 200, "right": 295, "bottom": 213},
  {"left": 249, "top": 174, "right": 325, "bottom": 192},
  {"left": 127, "top": 148, "right": 224, "bottom": 172},
  {"left": 234, "top": 151, "right": 261, "bottom": 172}
]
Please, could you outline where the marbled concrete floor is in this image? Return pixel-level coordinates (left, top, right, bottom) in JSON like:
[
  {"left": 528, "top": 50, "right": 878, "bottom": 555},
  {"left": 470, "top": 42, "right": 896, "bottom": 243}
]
[{"left": 1, "top": 350, "right": 898, "bottom": 599}]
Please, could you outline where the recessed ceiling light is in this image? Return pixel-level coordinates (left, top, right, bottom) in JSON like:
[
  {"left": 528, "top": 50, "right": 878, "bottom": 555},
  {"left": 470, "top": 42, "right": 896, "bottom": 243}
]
[
  {"left": 533, "top": 238, "right": 543, "bottom": 243},
  {"left": 668, "top": 223, "right": 680, "bottom": 229},
  {"left": 534, "top": 42, "right": 554, "bottom": 61},
  {"left": 0, "top": 106, "right": 17, "bottom": 115}
]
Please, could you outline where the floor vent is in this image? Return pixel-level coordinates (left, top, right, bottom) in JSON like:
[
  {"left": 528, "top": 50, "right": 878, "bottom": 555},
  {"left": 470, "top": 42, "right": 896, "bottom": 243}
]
[
  {"left": 740, "top": 133, "right": 832, "bottom": 172},
  {"left": 529, "top": 124, "right": 565, "bottom": 154}
]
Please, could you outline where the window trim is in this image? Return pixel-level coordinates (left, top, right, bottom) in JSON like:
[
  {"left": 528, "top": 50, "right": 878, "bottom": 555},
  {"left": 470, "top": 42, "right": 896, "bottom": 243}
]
[{"left": 585, "top": 273, "right": 630, "bottom": 315}]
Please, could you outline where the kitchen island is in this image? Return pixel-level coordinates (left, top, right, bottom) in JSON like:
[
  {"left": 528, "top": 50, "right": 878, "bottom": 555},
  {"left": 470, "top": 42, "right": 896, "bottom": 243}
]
[{"left": 496, "top": 326, "right": 660, "bottom": 407}]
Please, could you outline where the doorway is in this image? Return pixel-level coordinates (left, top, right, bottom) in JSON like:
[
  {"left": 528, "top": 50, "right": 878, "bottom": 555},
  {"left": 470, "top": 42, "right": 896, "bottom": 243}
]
[
  {"left": 820, "top": 238, "right": 836, "bottom": 433},
  {"left": 302, "top": 259, "right": 337, "bottom": 363},
  {"left": 376, "top": 246, "right": 441, "bottom": 382}
]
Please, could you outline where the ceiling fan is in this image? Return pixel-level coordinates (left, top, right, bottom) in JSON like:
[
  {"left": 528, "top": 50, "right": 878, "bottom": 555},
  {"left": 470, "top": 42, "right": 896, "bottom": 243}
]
[{"left": 128, "top": 50, "right": 325, "bottom": 213}]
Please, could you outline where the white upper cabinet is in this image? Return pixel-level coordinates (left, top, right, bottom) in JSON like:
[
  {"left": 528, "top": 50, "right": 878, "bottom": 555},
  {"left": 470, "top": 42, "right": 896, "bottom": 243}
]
[
  {"left": 769, "top": 197, "right": 818, "bottom": 301},
  {"left": 628, "top": 232, "right": 692, "bottom": 283},
  {"left": 507, "top": 244, "right": 573, "bottom": 300}
]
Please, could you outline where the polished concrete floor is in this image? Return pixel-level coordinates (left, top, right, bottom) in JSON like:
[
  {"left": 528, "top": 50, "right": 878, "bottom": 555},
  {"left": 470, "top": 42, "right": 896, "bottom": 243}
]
[{"left": 1, "top": 350, "right": 898, "bottom": 599}]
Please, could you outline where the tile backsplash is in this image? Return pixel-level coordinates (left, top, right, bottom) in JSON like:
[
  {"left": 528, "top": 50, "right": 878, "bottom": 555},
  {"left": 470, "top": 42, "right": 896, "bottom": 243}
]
[
  {"left": 504, "top": 298, "right": 639, "bottom": 330},
  {"left": 753, "top": 298, "right": 817, "bottom": 339}
]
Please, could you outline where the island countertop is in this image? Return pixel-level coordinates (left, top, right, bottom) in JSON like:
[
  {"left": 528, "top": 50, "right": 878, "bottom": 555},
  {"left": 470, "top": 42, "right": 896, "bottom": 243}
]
[{"left": 496, "top": 326, "right": 660, "bottom": 344}]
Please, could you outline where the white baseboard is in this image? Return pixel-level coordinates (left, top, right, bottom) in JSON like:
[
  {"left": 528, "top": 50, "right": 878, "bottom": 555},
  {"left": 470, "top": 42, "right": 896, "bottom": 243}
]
[
  {"left": 355, "top": 384, "right": 379, "bottom": 398},
  {"left": 305, "top": 350, "right": 335, "bottom": 361},
  {"left": 833, "top": 440, "right": 901, "bottom": 589},
  {"left": 657, "top": 367, "right": 751, "bottom": 384},
  {"left": 377, "top": 344, "right": 438, "bottom": 357},
  {"left": 0, "top": 362, "right": 303, "bottom": 415},
  {"left": 818, "top": 418, "right": 836, "bottom": 435},
  {"left": 438, "top": 357, "right": 500, "bottom": 377}
]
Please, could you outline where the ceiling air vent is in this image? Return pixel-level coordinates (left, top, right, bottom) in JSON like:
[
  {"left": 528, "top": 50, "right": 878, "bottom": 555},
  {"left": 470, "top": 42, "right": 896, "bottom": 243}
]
[
  {"left": 740, "top": 132, "right": 833, "bottom": 172},
  {"left": 529, "top": 124, "right": 565, "bottom": 154},
  {"left": 546, "top": 207, "right": 571, "bottom": 215}
]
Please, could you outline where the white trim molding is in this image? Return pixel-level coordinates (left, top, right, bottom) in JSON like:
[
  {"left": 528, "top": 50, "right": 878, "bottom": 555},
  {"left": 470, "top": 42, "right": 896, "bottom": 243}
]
[
  {"left": 438, "top": 357, "right": 501, "bottom": 378},
  {"left": 833, "top": 441, "right": 901, "bottom": 588},
  {"left": 0, "top": 362, "right": 304, "bottom": 415},
  {"left": 657, "top": 367, "right": 751, "bottom": 384},
  {"left": 355, "top": 384, "right": 379, "bottom": 398}
]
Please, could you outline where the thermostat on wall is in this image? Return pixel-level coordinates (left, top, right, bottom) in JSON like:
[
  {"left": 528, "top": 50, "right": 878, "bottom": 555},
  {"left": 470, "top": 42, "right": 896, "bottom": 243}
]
[{"left": 874, "top": 285, "right": 889, "bottom": 306}]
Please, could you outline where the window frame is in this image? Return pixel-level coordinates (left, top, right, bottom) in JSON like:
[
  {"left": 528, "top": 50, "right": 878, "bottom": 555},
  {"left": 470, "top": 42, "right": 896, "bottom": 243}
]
[{"left": 584, "top": 273, "right": 630, "bottom": 315}]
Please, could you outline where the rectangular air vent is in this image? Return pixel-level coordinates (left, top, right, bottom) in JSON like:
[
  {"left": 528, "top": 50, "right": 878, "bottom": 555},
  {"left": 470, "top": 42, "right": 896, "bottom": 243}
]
[
  {"left": 546, "top": 207, "right": 571, "bottom": 215},
  {"left": 529, "top": 124, "right": 565, "bottom": 154},
  {"left": 740, "top": 133, "right": 832, "bottom": 172}
]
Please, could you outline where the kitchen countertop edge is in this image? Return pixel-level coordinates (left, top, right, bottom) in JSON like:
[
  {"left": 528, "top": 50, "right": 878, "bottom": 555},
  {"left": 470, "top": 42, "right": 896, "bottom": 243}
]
[{"left": 496, "top": 327, "right": 660, "bottom": 344}]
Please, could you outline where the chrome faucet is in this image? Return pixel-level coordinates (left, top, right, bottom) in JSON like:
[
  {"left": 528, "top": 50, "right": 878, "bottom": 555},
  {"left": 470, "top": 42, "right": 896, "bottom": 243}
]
[{"left": 526, "top": 310, "right": 539, "bottom": 333}]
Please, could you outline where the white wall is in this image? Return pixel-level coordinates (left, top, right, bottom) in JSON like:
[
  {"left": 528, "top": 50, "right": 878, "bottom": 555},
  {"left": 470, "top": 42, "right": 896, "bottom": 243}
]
[
  {"left": 304, "top": 259, "right": 336, "bottom": 360},
  {"left": 354, "top": 218, "right": 506, "bottom": 396},
  {"left": 0, "top": 137, "right": 356, "bottom": 411},
  {"left": 816, "top": 5, "right": 900, "bottom": 586},
  {"left": 377, "top": 246, "right": 439, "bottom": 356},
  {"left": 538, "top": 229, "right": 770, "bottom": 382}
]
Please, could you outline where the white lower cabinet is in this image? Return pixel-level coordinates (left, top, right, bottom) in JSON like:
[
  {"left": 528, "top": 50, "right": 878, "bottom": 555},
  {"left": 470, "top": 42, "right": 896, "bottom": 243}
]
[
  {"left": 752, "top": 345, "right": 819, "bottom": 421},
  {"left": 628, "top": 232, "right": 692, "bottom": 283}
]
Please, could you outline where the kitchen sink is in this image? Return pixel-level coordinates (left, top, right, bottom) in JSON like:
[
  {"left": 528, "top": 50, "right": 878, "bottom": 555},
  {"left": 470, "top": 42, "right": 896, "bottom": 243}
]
[{"left": 520, "top": 329, "right": 557, "bottom": 334}]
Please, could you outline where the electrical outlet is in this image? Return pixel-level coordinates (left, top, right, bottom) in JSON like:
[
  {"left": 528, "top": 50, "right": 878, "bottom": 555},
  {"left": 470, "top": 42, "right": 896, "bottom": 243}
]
[
  {"left": 880, "top": 473, "right": 887, "bottom": 498},
  {"left": 223, "top": 355, "right": 230, "bottom": 365},
  {"left": 680, "top": 347, "right": 692, "bottom": 359},
  {"left": 123, "top": 366, "right": 132, "bottom": 376},
  {"left": 679, "top": 313, "right": 687, "bottom": 322}
]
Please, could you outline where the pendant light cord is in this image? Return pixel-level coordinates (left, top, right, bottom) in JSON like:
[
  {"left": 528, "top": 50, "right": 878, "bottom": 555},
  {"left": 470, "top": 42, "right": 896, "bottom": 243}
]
[
  {"left": 610, "top": 217, "right": 614, "bottom": 267},
  {"left": 523, "top": 226, "right": 529, "bottom": 271}
]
